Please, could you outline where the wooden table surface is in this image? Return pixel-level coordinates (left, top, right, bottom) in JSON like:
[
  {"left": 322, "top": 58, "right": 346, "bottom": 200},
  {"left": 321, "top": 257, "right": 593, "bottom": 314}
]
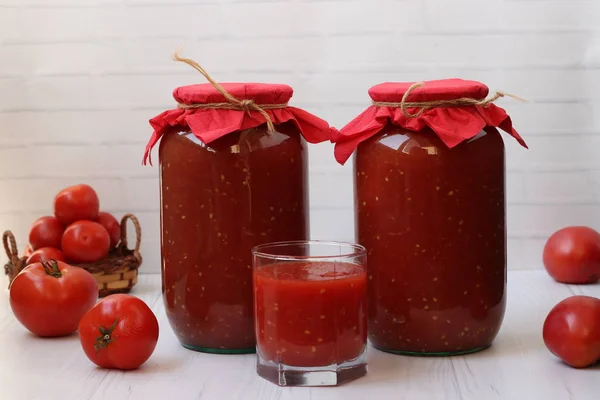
[{"left": 1, "top": 271, "right": 599, "bottom": 400}]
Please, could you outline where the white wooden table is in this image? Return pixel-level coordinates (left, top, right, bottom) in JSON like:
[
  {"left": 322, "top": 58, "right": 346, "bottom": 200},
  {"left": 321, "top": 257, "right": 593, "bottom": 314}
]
[{"left": 1, "top": 271, "right": 599, "bottom": 400}]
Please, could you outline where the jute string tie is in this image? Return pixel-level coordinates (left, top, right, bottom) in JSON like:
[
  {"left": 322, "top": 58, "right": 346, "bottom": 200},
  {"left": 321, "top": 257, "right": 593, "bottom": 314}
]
[
  {"left": 173, "top": 51, "right": 288, "bottom": 133},
  {"left": 372, "top": 81, "right": 525, "bottom": 118}
]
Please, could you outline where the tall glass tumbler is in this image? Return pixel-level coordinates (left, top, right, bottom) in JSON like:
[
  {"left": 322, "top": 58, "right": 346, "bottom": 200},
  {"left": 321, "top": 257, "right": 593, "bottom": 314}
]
[{"left": 252, "top": 241, "right": 368, "bottom": 387}]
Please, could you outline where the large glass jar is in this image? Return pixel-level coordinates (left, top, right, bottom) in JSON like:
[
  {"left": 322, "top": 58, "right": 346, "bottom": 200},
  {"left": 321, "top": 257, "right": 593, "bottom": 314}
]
[
  {"left": 333, "top": 79, "right": 527, "bottom": 356},
  {"left": 160, "top": 123, "right": 307, "bottom": 353},
  {"left": 145, "top": 82, "right": 332, "bottom": 353},
  {"left": 356, "top": 126, "right": 506, "bottom": 355}
]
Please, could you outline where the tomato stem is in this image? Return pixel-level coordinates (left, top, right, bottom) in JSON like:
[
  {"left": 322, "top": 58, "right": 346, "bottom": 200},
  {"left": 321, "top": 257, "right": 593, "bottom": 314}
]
[
  {"left": 94, "top": 319, "right": 119, "bottom": 352},
  {"left": 41, "top": 260, "right": 62, "bottom": 278}
]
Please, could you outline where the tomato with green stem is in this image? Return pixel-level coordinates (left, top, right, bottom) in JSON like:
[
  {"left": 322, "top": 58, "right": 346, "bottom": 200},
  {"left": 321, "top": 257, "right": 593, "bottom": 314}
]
[
  {"left": 9, "top": 260, "right": 98, "bottom": 337},
  {"left": 78, "top": 294, "right": 159, "bottom": 370}
]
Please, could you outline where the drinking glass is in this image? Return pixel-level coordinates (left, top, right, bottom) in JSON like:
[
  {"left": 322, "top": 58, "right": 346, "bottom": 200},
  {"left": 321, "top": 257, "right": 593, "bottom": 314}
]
[{"left": 252, "top": 241, "right": 367, "bottom": 386}]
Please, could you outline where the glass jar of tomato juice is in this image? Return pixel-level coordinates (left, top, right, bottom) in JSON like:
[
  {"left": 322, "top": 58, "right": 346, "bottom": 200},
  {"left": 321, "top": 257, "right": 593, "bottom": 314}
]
[
  {"left": 333, "top": 79, "right": 527, "bottom": 355},
  {"left": 144, "top": 81, "right": 332, "bottom": 353}
]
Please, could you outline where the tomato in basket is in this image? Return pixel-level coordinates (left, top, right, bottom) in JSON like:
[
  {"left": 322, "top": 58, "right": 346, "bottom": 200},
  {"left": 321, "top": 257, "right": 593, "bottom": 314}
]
[
  {"left": 54, "top": 184, "right": 100, "bottom": 226},
  {"left": 26, "top": 247, "right": 66, "bottom": 265},
  {"left": 29, "top": 216, "right": 64, "bottom": 250},
  {"left": 97, "top": 212, "right": 121, "bottom": 248},
  {"left": 62, "top": 221, "right": 110, "bottom": 263}
]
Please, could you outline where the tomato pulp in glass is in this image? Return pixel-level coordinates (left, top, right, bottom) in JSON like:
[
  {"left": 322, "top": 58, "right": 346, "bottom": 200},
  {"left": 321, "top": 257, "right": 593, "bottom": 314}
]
[
  {"left": 356, "top": 126, "right": 506, "bottom": 355},
  {"left": 159, "top": 123, "right": 309, "bottom": 353},
  {"left": 254, "top": 262, "right": 367, "bottom": 367}
]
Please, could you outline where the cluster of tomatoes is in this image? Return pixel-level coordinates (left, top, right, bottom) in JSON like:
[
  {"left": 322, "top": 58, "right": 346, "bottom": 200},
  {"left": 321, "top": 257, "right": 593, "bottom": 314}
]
[
  {"left": 9, "top": 184, "right": 159, "bottom": 371},
  {"left": 25, "top": 184, "right": 121, "bottom": 265},
  {"left": 542, "top": 226, "right": 600, "bottom": 368}
]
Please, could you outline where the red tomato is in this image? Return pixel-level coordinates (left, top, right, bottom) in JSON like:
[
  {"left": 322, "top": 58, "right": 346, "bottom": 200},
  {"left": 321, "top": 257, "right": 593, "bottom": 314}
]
[
  {"left": 9, "top": 260, "right": 98, "bottom": 337},
  {"left": 22, "top": 244, "right": 33, "bottom": 258},
  {"left": 97, "top": 212, "right": 120, "bottom": 248},
  {"left": 54, "top": 184, "right": 100, "bottom": 226},
  {"left": 78, "top": 294, "right": 159, "bottom": 370},
  {"left": 543, "top": 226, "right": 600, "bottom": 284},
  {"left": 62, "top": 221, "right": 110, "bottom": 263},
  {"left": 26, "top": 247, "right": 66, "bottom": 265},
  {"left": 29, "top": 216, "right": 65, "bottom": 250},
  {"left": 543, "top": 295, "right": 600, "bottom": 368}
]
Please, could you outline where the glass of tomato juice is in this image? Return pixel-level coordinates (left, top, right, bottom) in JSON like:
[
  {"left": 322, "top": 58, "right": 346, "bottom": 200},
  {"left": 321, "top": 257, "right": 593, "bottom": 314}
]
[{"left": 252, "top": 241, "right": 368, "bottom": 387}]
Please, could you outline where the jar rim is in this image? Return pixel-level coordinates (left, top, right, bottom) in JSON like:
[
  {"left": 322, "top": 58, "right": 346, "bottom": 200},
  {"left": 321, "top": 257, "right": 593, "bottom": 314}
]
[{"left": 251, "top": 240, "right": 366, "bottom": 261}]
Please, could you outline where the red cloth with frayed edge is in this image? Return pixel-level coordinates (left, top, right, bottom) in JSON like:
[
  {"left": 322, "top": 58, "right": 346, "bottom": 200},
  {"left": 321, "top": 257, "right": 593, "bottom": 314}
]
[
  {"left": 332, "top": 79, "right": 528, "bottom": 165},
  {"left": 144, "top": 83, "right": 333, "bottom": 164}
]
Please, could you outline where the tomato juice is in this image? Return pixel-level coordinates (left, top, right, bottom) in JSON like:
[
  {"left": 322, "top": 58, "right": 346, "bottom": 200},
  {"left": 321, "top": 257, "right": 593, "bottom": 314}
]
[{"left": 254, "top": 261, "right": 367, "bottom": 367}]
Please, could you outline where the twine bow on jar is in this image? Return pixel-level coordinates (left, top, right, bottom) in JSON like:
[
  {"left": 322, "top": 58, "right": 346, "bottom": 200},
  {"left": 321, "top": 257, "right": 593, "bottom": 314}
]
[
  {"left": 173, "top": 51, "right": 288, "bottom": 133},
  {"left": 372, "top": 81, "right": 526, "bottom": 118}
]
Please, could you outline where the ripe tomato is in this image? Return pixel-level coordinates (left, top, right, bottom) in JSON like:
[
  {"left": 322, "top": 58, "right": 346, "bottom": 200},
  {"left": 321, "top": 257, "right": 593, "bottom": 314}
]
[
  {"left": 62, "top": 221, "right": 110, "bottom": 263},
  {"left": 29, "top": 216, "right": 65, "bottom": 250},
  {"left": 543, "top": 226, "right": 600, "bottom": 284},
  {"left": 54, "top": 184, "right": 100, "bottom": 226},
  {"left": 9, "top": 260, "right": 98, "bottom": 337},
  {"left": 543, "top": 295, "right": 600, "bottom": 368},
  {"left": 26, "top": 247, "right": 66, "bottom": 265},
  {"left": 22, "top": 244, "right": 33, "bottom": 258},
  {"left": 97, "top": 211, "right": 120, "bottom": 248},
  {"left": 79, "top": 294, "right": 159, "bottom": 370}
]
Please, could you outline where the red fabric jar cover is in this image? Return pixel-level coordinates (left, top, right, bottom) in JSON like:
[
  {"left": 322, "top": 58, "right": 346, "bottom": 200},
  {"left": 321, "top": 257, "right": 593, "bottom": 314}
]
[
  {"left": 332, "top": 79, "right": 528, "bottom": 165},
  {"left": 143, "top": 82, "right": 333, "bottom": 164}
]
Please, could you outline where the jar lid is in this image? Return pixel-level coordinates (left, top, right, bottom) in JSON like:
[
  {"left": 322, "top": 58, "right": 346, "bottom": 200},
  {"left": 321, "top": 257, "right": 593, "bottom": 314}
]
[
  {"left": 174, "top": 83, "right": 294, "bottom": 106},
  {"left": 368, "top": 79, "right": 489, "bottom": 103},
  {"left": 332, "top": 78, "right": 527, "bottom": 165},
  {"left": 144, "top": 80, "right": 332, "bottom": 165},
  {"left": 142, "top": 53, "right": 334, "bottom": 164}
]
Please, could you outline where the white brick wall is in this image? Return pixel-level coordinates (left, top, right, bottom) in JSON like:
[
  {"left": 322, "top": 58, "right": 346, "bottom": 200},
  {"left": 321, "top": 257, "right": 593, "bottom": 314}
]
[{"left": 1, "top": 0, "right": 599, "bottom": 273}]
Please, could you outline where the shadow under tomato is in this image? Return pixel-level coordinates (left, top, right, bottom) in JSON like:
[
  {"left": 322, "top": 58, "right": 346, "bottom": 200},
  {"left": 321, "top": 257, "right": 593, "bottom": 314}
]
[
  {"left": 24, "top": 330, "right": 79, "bottom": 341},
  {"left": 100, "top": 356, "right": 185, "bottom": 375},
  {"left": 552, "top": 358, "right": 600, "bottom": 370}
]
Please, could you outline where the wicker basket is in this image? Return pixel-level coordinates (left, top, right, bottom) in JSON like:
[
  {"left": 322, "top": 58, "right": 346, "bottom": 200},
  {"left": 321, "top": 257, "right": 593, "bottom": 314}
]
[{"left": 3, "top": 213, "right": 142, "bottom": 297}]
